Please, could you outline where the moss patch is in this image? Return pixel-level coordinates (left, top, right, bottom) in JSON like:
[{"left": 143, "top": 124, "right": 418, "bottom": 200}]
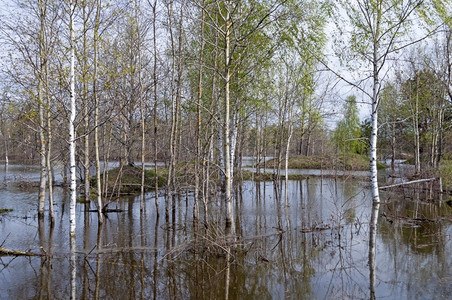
[{"left": 0, "top": 208, "right": 13, "bottom": 213}]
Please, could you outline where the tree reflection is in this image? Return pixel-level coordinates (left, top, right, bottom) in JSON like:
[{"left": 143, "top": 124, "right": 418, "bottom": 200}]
[
  {"left": 70, "top": 234, "right": 76, "bottom": 300},
  {"left": 38, "top": 217, "right": 54, "bottom": 300},
  {"left": 82, "top": 203, "right": 90, "bottom": 299},
  {"left": 153, "top": 214, "right": 159, "bottom": 300},
  {"left": 369, "top": 202, "right": 379, "bottom": 300},
  {"left": 224, "top": 248, "right": 231, "bottom": 300},
  {"left": 9, "top": 175, "right": 452, "bottom": 299},
  {"left": 95, "top": 223, "right": 103, "bottom": 300}
]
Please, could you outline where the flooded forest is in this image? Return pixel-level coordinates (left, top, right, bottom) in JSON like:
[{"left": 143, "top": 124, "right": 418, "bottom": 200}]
[{"left": 1, "top": 0, "right": 452, "bottom": 299}]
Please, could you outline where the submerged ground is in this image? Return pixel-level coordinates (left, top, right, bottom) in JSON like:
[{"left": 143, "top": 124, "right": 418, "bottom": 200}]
[{"left": 1, "top": 164, "right": 452, "bottom": 299}]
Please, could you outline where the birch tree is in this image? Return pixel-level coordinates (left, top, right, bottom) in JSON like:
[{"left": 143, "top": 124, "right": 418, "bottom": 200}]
[
  {"left": 401, "top": 67, "right": 446, "bottom": 170},
  {"left": 378, "top": 81, "right": 404, "bottom": 172},
  {"left": 81, "top": 0, "right": 92, "bottom": 203},
  {"left": 222, "top": 0, "right": 234, "bottom": 235},
  {"left": 165, "top": 0, "right": 185, "bottom": 223},
  {"left": 149, "top": 0, "right": 159, "bottom": 215},
  {"left": 1, "top": 1, "right": 64, "bottom": 220},
  {"left": 69, "top": 0, "right": 77, "bottom": 237},
  {"left": 209, "top": 0, "right": 288, "bottom": 235},
  {"left": 194, "top": 0, "right": 206, "bottom": 226},
  {"left": 93, "top": 0, "right": 103, "bottom": 224},
  {"left": 38, "top": 0, "right": 48, "bottom": 218},
  {"left": 337, "top": 0, "right": 423, "bottom": 204},
  {"left": 337, "top": 2, "right": 424, "bottom": 297}
]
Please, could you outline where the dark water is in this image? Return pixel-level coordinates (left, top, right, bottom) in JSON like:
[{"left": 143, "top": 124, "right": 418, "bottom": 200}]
[{"left": 1, "top": 165, "right": 452, "bottom": 299}]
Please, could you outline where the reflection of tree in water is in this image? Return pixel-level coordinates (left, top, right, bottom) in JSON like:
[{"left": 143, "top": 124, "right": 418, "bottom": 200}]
[
  {"left": 6, "top": 178, "right": 367, "bottom": 299},
  {"left": 378, "top": 192, "right": 452, "bottom": 299},
  {"left": 38, "top": 218, "right": 54, "bottom": 299},
  {"left": 217, "top": 179, "right": 371, "bottom": 299},
  {"left": 301, "top": 178, "right": 372, "bottom": 299},
  {"left": 380, "top": 197, "right": 450, "bottom": 255},
  {"left": 17, "top": 177, "right": 452, "bottom": 299},
  {"left": 342, "top": 180, "right": 361, "bottom": 223}
]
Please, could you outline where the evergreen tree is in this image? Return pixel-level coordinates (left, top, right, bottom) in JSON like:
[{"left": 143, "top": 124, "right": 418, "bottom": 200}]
[{"left": 333, "top": 95, "right": 363, "bottom": 154}]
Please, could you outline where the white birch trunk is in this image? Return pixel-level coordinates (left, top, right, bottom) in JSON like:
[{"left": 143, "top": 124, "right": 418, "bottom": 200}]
[
  {"left": 370, "top": 38, "right": 380, "bottom": 204},
  {"left": 69, "top": 0, "right": 77, "bottom": 237},
  {"left": 152, "top": 0, "right": 159, "bottom": 214},
  {"left": 370, "top": 26, "right": 381, "bottom": 283},
  {"left": 229, "top": 114, "right": 238, "bottom": 182},
  {"left": 83, "top": 117, "right": 89, "bottom": 197},
  {"left": 4, "top": 125, "right": 7, "bottom": 165},
  {"left": 166, "top": 0, "right": 176, "bottom": 223},
  {"left": 82, "top": 2, "right": 90, "bottom": 203},
  {"left": 370, "top": 11, "right": 381, "bottom": 205},
  {"left": 135, "top": 0, "right": 145, "bottom": 212},
  {"left": 218, "top": 124, "right": 226, "bottom": 186},
  {"left": 285, "top": 102, "right": 294, "bottom": 206},
  {"left": 255, "top": 114, "right": 261, "bottom": 174},
  {"left": 140, "top": 86, "right": 145, "bottom": 213},
  {"left": 414, "top": 78, "right": 421, "bottom": 175},
  {"left": 224, "top": 0, "right": 234, "bottom": 235},
  {"left": 194, "top": 0, "right": 205, "bottom": 225},
  {"left": 38, "top": 0, "right": 47, "bottom": 218},
  {"left": 94, "top": 0, "right": 103, "bottom": 224},
  {"left": 203, "top": 24, "right": 218, "bottom": 229},
  {"left": 46, "top": 102, "right": 54, "bottom": 221},
  {"left": 370, "top": 99, "right": 380, "bottom": 204},
  {"left": 391, "top": 122, "right": 396, "bottom": 173}
]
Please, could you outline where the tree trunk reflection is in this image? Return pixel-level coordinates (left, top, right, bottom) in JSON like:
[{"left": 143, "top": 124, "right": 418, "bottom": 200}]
[{"left": 369, "top": 201, "right": 380, "bottom": 300}]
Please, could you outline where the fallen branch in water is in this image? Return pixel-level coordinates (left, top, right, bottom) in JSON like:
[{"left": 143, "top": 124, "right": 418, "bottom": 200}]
[
  {"left": 79, "top": 246, "right": 158, "bottom": 256},
  {"left": 301, "top": 224, "right": 330, "bottom": 233},
  {"left": 381, "top": 212, "right": 438, "bottom": 225},
  {"left": 0, "top": 247, "right": 41, "bottom": 256},
  {"left": 301, "top": 224, "right": 343, "bottom": 233},
  {"left": 379, "top": 178, "right": 436, "bottom": 190}
]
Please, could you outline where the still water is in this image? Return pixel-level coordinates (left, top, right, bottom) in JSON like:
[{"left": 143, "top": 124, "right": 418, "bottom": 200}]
[{"left": 1, "top": 165, "right": 452, "bottom": 299}]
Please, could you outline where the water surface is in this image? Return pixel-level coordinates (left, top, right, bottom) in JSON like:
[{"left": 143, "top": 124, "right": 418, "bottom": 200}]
[{"left": 1, "top": 165, "right": 451, "bottom": 299}]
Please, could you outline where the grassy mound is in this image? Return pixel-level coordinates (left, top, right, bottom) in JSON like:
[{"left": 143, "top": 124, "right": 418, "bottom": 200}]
[
  {"left": 91, "top": 165, "right": 167, "bottom": 196},
  {"left": 241, "top": 170, "right": 307, "bottom": 181},
  {"left": 265, "top": 153, "right": 386, "bottom": 171},
  {"left": 440, "top": 160, "right": 452, "bottom": 190}
]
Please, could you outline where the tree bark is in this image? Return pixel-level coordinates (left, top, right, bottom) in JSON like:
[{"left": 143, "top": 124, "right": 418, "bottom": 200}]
[
  {"left": 224, "top": 0, "right": 235, "bottom": 236},
  {"left": 370, "top": 5, "right": 381, "bottom": 205},
  {"left": 166, "top": 0, "right": 177, "bottom": 223},
  {"left": 94, "top": 0, "right": 103, "bottom": 224},
  {"left": 46, "top": 91, "right": 54, "bottom": 221},
  {"left": 82, "top": 0, "right": 90, "bottom": 203},
  {"left": 194, "top": 0, "right": 206, "bottom": 226},
  {"left": 369, "top": 201, "right": 379, "bottom": 300},
  {"left": 69, "top": 0, "right": 77, "bottom": 237},
  {"left": 285, "top": 94, "right": 294, "bottom": 207},
  {"left": 135, "top": 0, "right": 146, "bottom": 212},
  {"left": 414, "top": 77, "right": 421, "bottom": 175},
  {"left": 38, "top": 0, "right": 47, "bottom": 218},
  {"left": 152, "top": 0, "right": 159, "bottom": 215}
]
